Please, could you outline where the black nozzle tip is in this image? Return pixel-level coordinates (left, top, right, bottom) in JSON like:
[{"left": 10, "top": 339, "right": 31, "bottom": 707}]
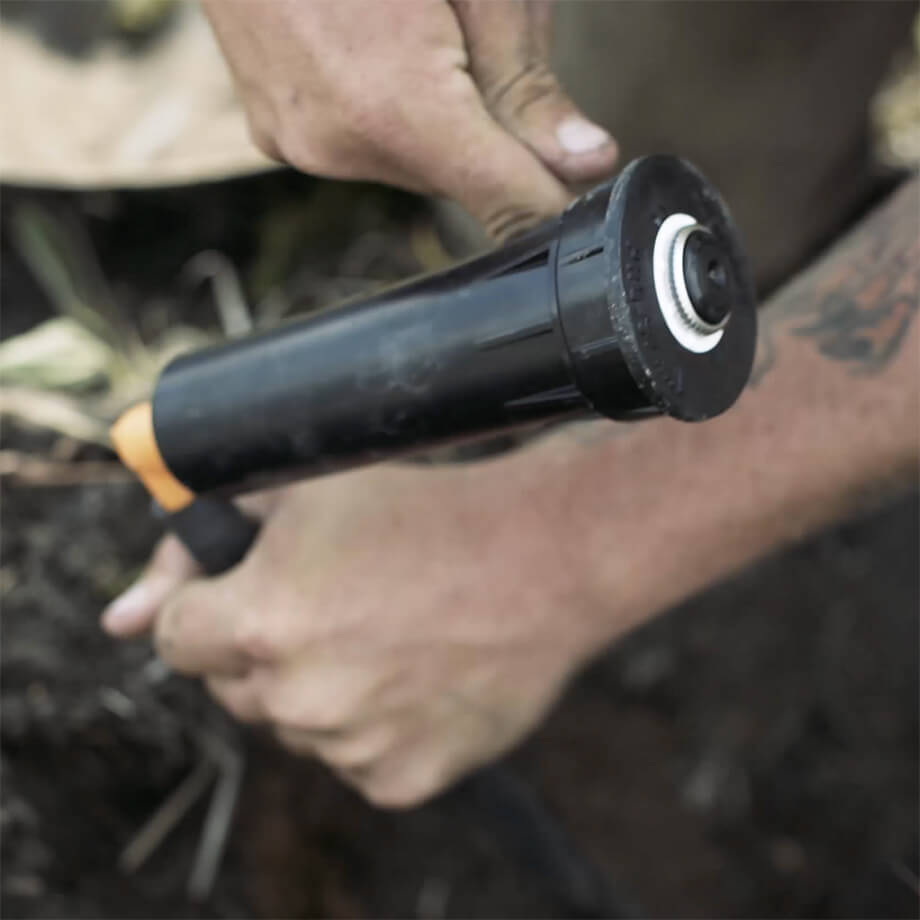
[
  {"left": 597, "top": 155, "right": 757, "bottom": 421},
  {"left": 682, "top": 227, "right": 734, "bottom": 327}
]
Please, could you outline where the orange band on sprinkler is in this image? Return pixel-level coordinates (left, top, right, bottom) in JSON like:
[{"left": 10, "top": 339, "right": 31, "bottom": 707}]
[{"left": 109, "top": 402, "right": 195, "bottom": 512}]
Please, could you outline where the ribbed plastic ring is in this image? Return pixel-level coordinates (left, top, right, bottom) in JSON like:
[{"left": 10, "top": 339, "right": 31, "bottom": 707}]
[{"left": 652, "top": 213, "right": 726, "bottom": 354}]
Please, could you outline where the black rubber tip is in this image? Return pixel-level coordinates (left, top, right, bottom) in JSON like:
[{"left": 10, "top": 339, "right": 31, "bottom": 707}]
[
  {"left": 682, "top": 227, "right": 734, "bottom": 327},
  {"left": 165, "top": 497, "right": 259, "bottom": 575}
]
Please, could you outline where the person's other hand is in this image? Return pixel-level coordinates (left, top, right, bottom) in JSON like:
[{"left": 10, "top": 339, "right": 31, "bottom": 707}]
[
  {"left": 101, "top": 457, "right": 614, "bottom": 807},
  {"left": 202, "top": 0, "right": 617, "bottom": 239}
]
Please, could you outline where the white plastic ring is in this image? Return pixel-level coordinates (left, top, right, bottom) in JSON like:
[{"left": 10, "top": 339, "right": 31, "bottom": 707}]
[{"left": 652, "top": 213, "right": 726, "bottom": 354}]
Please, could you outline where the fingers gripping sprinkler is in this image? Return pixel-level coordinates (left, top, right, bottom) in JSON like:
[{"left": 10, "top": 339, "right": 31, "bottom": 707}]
[{"left": 112, "top": 156, "right": 757, "bottom": 572}]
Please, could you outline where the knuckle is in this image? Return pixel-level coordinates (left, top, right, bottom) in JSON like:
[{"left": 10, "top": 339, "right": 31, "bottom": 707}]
[
  {"left": 225, "top": 699, "right": 261, "bottom": 725},
  {"left": 263, "top": 686, "right": 341, "bottom": 732},
  {"left": 323, "top": 730, "right": 390, "bottom": 771},
  {"left": 362, "top": 777, "right": 436, "bottom": 811},
  {"left": 275, "top": 725, "right": 313, "bottom": 756},
  {"left": 264, "top": 78, "right": 408, "bottom": 183},
  {"left": 231, "top": 614, "right": 278, "bottom": 664},
  {"left": 362, "top": 781, "right": 422, "bottom": 811},
  {"left": 327, "top": 748, "right": 372, "bottom": 771},
  {"left": 264, "top": 670, "right": 374, "bottom": 732},
  {"left": 153, "top": 604, "right": 182, "bottom": 667},
  {"left": 278, "top": 137, "right": 328, "bottom": 176},
  {"left": 261, "top": 684, "right": 299, "bottom": 727},
  {"left": 481, "top": 205, "right": 546, "bottom": 243},
  {"left": 482, "top": 61, "right": 556, "bottom": 114},
  {"left": 359, "top": 763, "right": 446, "bottom": 811},
  {"left": 244, "top": 104, "right": 281, "bottom": 161},
  {"left": 207, "top": 679, "right": 261, "bottom": 724},
  {"left": 248, "top": 123, "right": 279, "bottom": 161},
  {"left": 346, "top": 96, "right": 393, "bottom": 149},
  {"left": 274, "top": 120, "right": 362, "bottom": 180},
  {"left": 310, "top": 699, "right": 355, "bottom": 732}
]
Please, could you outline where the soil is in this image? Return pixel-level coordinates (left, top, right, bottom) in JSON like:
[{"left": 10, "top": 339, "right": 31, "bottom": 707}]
[{"left": 1, "top": 172, "right": 918, "bottom": 919}]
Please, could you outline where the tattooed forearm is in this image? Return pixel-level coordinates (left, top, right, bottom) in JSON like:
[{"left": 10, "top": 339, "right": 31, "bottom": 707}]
[{"left": 751, "top": 177, "right": 919, "bottom": 384}]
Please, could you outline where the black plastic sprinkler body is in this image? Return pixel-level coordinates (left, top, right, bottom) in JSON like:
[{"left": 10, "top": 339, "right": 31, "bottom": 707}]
[
  {"left": 110, "top": 155, "right": 757, "bottom": 917},
  {"left": 113, "top": 155, "right": 757, "bottom": 575}
]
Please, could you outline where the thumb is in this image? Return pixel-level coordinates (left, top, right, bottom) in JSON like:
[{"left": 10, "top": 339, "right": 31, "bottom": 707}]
[
  {"left": 406, "top": 85, "right": 573, "bottom": 242},
  {"left": 101, "top": 534, "right": 200, "bottom": 638},
  {"left": 453, "top": 0, "right": 618, "bottom": 185},
  {"left": 100, "top": 490, "right": 280, "bottom": 638}
]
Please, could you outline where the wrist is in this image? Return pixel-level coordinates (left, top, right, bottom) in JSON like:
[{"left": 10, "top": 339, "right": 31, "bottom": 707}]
[
  {"left": 512, "top": 415, "right": 769, "bottom": 655},
  {"left": 564, "top": 422, "right": 720, "bottom": 648},
  {"left": 476, "top": 423, "right": 702, "bottom": 658}
]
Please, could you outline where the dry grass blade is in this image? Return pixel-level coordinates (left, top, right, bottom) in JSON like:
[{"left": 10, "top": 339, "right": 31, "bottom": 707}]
[
  {"left": 10, "top": 203, "right": 140, "bottom": 358},
  {"left": 409, "top": 220, "right": 453, "bottom": 272},
  {"left": 184, "top": 250, "right": 253, "bottom": 338},
  {"left": 0, "top": 387, "right": 110, "bottom": 445},
  {"left": 110, "top": 0, "right": 178, "bottom": 32},
  {"left": 119, "top": 757, "right": 216, "bottom": 875},
  {"left": 872, "top": 17, "right": 920, "bottom": 168},
  {"left": 188, "top": 735, "right": 244, "bottom": 902},
  {"left": 0, "top": 317, "right": 117, "bottom": 391}
]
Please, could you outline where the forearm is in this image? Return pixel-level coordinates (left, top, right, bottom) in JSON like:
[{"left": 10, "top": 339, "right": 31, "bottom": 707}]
[{"left": 518, "top": 178, "right": 919, "bottom": 648}]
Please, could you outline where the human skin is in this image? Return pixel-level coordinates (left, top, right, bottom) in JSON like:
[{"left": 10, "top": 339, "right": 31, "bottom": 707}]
[
  {"left": 103, "top": 179, "right": 919, "bottom": 808},
  {"left": 200, "top": 0, "right": 619, "bottom": 240}
]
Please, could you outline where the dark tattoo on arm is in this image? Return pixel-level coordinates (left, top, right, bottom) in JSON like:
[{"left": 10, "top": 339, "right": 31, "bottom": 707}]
[{"left": 751, "top": 178, "right": 919, "bottom": 385}]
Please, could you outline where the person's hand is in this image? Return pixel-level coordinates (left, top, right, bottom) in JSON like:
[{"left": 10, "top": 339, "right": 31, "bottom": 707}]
[
  {"left": 102, "top": 456, "right": 617, "bottom": 807},
  {"left": 202, "top": 0, "right": 618, "bottom": 239}
]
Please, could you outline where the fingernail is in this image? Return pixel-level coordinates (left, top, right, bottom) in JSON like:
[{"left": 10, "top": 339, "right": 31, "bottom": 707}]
[
  {"left": 557, "top": 117, "right": 612, "bottom": 155},
  {"left": 101, "top": 578, "right": 160, "bottom": 635}
]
